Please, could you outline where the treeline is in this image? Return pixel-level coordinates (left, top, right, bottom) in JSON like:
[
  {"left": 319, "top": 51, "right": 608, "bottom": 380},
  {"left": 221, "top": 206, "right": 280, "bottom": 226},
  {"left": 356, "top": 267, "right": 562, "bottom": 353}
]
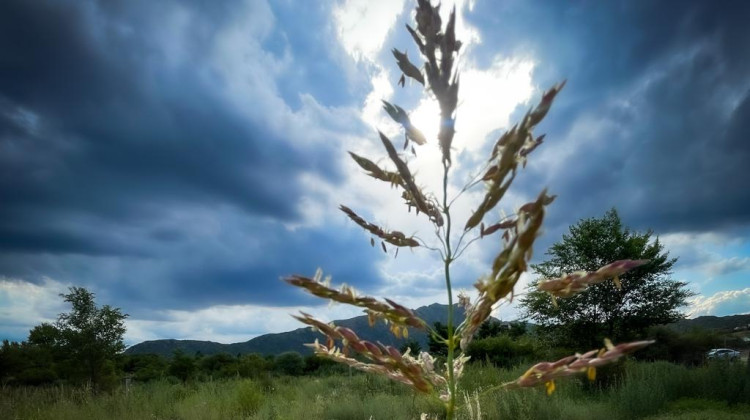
[
  {"left": 1, "top": 320, "right": 742, "bottom": 389},
  {"left": 124, "top": 350, "right": 346, "bottom": 383},
  {"left": 0, "top": 344, "right": 347, "bottom": 387},
  {"left": 456, "top": 322, "right": 740, "bottom": 370}
]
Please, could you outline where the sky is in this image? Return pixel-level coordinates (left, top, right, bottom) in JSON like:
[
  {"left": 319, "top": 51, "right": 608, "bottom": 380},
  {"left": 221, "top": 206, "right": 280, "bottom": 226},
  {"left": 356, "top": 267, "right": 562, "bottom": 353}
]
[{"left": 1, "top": 0, "right": 749, "bottom": 346}]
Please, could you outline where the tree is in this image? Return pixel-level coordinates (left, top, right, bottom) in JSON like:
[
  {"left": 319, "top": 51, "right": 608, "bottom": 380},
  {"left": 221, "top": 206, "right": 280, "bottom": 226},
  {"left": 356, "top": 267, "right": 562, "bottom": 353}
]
[
  {"left": 399, "top": 339, "right": 423, "bottom": 355},
  {"left": 168, "top": 350, "right": 196, "bottom": 382},
  {"left": 427, "top": 322, "right": 449, "bottom": 357},
  {"left": 520, "top": 209, "right": 693, "bottom": 348},
  {"left": 53, "top": 287, "right": 128, "bottom": 387},
  {"left": 273, "top": 351, "right": 304, "bottom": 376}
]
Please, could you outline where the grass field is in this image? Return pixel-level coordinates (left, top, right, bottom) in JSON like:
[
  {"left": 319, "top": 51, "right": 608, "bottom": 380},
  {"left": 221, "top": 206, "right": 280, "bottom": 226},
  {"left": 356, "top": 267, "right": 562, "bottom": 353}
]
[{"left": 2, "top": 361, "right": 748, "bottom": 420}]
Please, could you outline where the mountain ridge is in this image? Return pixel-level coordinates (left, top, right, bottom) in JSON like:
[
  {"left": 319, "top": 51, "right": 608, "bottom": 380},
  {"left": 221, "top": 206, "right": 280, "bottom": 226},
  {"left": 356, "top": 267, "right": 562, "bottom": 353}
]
[
  {"left": 125, "top": 303, "right": 472, "bottom": 357},
  {"left": 125, "top": 304, "right": 750, "bottom": 357}
]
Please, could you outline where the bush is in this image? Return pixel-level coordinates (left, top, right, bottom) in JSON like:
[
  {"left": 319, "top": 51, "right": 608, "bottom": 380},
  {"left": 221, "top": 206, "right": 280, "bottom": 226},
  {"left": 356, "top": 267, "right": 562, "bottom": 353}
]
[
  {"left": 237, "top": 353, "right": 270, "bottom": 378},
  {"left": 168, "top": 351, "right": 196, "bottom": 382},
  {"left": 465, "top": 336, "right": 536, "bottom": 368},
  {"left": 640, "top": 326, "right": 721, "bottom": 365},
  {"left": 273, "top": 352, "right": 304, "bottom": 376},
  {"left": 234, "top": 379, "right": 263, "bottom": 415}
]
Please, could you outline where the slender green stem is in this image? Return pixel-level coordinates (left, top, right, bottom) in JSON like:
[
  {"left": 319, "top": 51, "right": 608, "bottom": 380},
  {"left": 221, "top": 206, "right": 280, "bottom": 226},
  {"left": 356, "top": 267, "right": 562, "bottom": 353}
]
[{"left": 442, "top": 158, "right": 457, "bottom": 419}]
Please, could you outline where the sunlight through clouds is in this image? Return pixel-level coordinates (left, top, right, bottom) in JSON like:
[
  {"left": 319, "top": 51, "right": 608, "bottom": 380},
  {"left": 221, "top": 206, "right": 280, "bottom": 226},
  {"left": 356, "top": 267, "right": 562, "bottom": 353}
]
[{"left": 333, "top": 0, "right": 406, "bottom": 63}]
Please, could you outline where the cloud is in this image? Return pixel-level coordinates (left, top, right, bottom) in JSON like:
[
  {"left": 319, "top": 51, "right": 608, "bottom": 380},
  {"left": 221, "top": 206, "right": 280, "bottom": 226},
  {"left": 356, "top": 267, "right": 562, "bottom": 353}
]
[
  {"left": 0, "top": 0, "right": 382, "bottom": 314},
  {"left": 688, "top": 288, "right": 750, "bottom": 317},
  {"left": 465, "top": 0, "right": 750, "bottom": 237},
  {"left": 0, "top": 277, "right": 69, "bottom": 342},
  {"left": 2, "top": 0, "right": 750, "bottom": 345},
  {"left": 334, "top": 0, "right": 406, "bottom": 62},
  {"left": 125, "top": 302, "right": 365, "bottom": 346}
]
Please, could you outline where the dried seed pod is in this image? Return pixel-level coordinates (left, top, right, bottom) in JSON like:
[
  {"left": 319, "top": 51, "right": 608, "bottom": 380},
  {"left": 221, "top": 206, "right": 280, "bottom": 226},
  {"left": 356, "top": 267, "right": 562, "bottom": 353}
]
[
  {"left": 348, "top": 152, "right": 403, "bottom": 187},
  {"left": 379, "top": 132, "right": 444, "bottom": 226},
  {"left": 382, "top": 100, "right": 427, "bottom": 145},
  {"left": 339, "top": 205, "right": 419, "bottom": 248},
  {"left": 538, "top": 259, "right": 650, "bottom": 298},
  {"left": 503, "top": 339, "right": 654, "bottom": 393},
  {"left": 285, "top": 272, "right": 427, "bottom": 331}
]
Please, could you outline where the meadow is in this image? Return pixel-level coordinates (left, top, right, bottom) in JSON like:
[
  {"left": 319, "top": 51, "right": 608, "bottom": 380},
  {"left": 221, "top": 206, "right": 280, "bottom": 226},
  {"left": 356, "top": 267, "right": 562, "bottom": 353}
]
[{"left": 2, "top": 360, "right": 748, "bottom": 420}]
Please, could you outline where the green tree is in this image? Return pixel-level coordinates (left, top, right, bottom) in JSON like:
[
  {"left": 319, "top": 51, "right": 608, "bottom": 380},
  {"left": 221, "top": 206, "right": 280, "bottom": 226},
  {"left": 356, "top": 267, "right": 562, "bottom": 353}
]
[
  {"left": 273, "top": 352, "right": 304, "bottom": 376},
  {"left": 520, "top": 209, "right": 693, "bottom": 348},
  {"left": 168, "top": 350, "right": 196, "bottom": 382},
  {"left": 427, "top": 322, "right": 449, "bottom": 357},
  {"left": 54, "top": 287, "right": 128, "bottom": 387},
  {"left": 399, "top": 339, "right": 423, "bottom": 355},
  {"left": 200, "top": 353, "right": 237, "bottom": 378}
]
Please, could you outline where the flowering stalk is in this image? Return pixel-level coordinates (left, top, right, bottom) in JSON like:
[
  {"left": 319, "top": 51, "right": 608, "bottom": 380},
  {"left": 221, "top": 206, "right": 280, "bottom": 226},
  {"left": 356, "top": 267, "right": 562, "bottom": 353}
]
[{"left": 284, "top": 1, "right": 653, "bottom": 418}]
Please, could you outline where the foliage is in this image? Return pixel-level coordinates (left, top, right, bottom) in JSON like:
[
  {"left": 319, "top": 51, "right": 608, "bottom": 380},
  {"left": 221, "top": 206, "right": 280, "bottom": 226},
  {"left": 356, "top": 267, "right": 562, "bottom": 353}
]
[
  {"left": 168, "top": 350, "right": 196, "bottom": 382},
  {"left": 199, "top": 353, "right": 238, "bottom": 378},
  {"left": 123, "top": 353, "right": 167, "bottom": 382},
  {"left": 427, "top": 322, "right": 449, "bottom": 357},
  {"left": 639, "top": 326, "right": 722, "bottom": 365},
  {"left": 0, "top": 287, "right": 127, "bottom": 389},
  {"left": 399, "top": 339, "right": 423, "bottom": 355},
  {"left": 476, "top": 319, "right": 528, "bottom": 340},
  {"left": 54, "top": 287, "right": 128, "bottom": 388},
  {"left": 273, "top": 351, "right": 304, "bottom": 376},
  {"left": 2, "top": 362, "right": 748, "bottom": 420},
  {"left": 238, "top": 353, "right": 272, "bottom": 378},
  {"left": 465, "top": 335, "right": 536, "bottom": 368},
  {"left": 521, "top": 209, "right": 694, "bottom": 348}
]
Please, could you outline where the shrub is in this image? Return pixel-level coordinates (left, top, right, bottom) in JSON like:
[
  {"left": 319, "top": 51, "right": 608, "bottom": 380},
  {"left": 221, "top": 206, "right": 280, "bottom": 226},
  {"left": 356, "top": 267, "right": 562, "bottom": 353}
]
[
  {"left": 273, "top": 352, "right": 304, "bottom": 376},
  {"left": 465, "top": 336, "right": 536, "bottom": 368},
  {"left": 234, "top": 379, "right": 263, "bottom": 415}
]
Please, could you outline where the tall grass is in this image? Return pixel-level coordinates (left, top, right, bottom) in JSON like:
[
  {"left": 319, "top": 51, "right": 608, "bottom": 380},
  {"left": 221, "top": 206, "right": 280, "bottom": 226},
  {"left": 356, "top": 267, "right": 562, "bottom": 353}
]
[{"left": 3, "top": 361, "right": 747, "bottom": 420}]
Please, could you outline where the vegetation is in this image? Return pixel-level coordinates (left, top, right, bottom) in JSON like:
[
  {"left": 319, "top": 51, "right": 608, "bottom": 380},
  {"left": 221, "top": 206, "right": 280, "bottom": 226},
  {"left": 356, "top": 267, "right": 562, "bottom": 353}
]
[
  {"left": 521, "top": 209, "right": 694, "bottom": 349},
  {"left": 1, "top": 287, "right": 127, "bottom": 390},
  {"left": 2, "top": 361, "right": 748, "bottom": 420}
]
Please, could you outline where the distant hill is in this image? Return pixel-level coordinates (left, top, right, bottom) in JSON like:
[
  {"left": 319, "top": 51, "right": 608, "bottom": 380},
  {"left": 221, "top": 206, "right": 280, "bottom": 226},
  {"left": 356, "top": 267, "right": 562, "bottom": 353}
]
[
  {"left": 125, "top": 303, "right": 477, "bottom": 357},
  {"left": 668, "top": 314, "right": 750, "bottom": 333}
]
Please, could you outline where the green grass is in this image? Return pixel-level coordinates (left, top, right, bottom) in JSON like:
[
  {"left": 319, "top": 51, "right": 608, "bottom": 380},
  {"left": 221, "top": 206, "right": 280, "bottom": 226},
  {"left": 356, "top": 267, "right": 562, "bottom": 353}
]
[{"left": 2, "top": 361, "right": 748, "bottom": 419}]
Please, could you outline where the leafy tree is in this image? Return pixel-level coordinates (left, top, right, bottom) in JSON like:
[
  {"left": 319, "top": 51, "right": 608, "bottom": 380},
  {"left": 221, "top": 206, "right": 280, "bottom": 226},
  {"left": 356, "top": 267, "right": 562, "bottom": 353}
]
[
  {"left": 168, "top": 350, "right": 196, "bottom": 382},
  {"left": 122, "top": 353, "right": 167, "bottom": 382},
  {"left": 465, "top": 335, "right": 536, "bottom": 368},
  {"left": 427, "top": 322, "right": 449, "bottom": 357},
  {"left": 53, "top": 287, "right": 128, "bottom": 387},
  {"left": 399, "top": 339, "right": 422, "bottom": 355},
  {"left": 237, "top": 353, "right": 271, "bottom": 378},
  {"left": 273, "top": 351, "right": 304, "bottom": 376},
  {"left": 476, "top": 319, "right": 528, "bottom": 340},
  {"left": 200, "top": 353, "right": 237, "bottom": 378},
  {"left": 520, "top": 209, "right": 693, "bottom": 348}
]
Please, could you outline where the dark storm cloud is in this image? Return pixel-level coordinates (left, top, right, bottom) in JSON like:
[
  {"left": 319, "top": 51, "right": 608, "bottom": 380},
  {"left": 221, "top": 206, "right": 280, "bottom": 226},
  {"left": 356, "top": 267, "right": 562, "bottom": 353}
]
[
  {"left": 0, "top": 0, "right": 380, "bottom": 313},
  {"left": 466, "top": 0, "right": 750, "bottom": 236}
]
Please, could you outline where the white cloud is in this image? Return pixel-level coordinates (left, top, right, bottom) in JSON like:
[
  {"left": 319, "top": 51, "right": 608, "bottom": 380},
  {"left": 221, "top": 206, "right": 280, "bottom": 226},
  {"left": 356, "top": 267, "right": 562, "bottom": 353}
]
[
  {"left": 333, "top": 0, "right": 406, "bottom": 62},
  {"left": 701, "top": 257, "right": 750, "bottom": 277},
  {"left": 125, "top": 302, "right": 364, "bottom": 345},
  {"left": 688, "top": 288, "right": 750, "bottom": 317},
  {"left": 659, "top": 232, "right": 750, "bottom": 282},
  {"left": 0, "top": 277, "right": 70, "bottom": 341}
]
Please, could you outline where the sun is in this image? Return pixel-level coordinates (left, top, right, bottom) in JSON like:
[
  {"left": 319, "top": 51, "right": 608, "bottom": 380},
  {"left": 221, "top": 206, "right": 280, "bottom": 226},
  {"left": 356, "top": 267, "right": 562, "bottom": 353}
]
[{"left": 408, "top": 97, "right": 442, "bottom": 147}]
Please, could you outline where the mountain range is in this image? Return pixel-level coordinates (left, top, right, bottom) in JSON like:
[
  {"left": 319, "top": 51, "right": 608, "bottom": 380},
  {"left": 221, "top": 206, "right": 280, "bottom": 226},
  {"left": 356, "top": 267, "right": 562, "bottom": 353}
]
[
  {"left": 125, "top": 303, "right": 471, "bottom": 357},
  {"left": 125, "top": 304, "right": 750, "bottom": 358}
]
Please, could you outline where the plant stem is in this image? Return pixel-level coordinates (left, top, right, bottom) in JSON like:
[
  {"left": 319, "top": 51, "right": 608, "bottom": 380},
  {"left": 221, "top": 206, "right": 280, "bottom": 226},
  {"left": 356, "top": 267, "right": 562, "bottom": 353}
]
[{"left": 442, "top": 158, "right": 456, "bottom": 419}]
